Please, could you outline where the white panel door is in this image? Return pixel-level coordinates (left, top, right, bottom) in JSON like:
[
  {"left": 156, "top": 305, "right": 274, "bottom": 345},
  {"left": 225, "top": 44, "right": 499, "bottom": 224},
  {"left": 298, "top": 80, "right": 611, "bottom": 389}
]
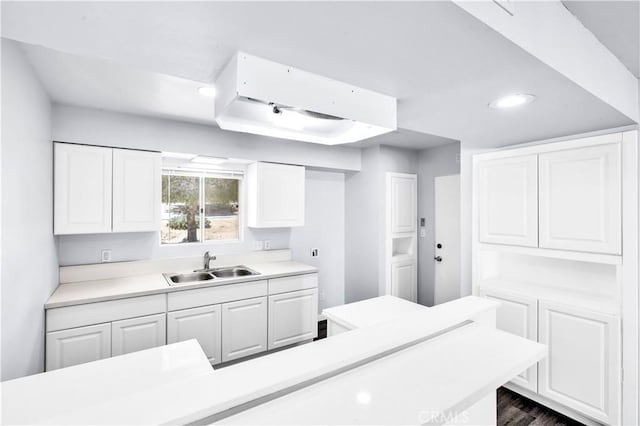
[
  {"left": 390, "top": 260, "right": 417, "bottom": 302},
  {"left": 112, "top": 149, "right": 161, "bottom": 232},
  {"left": 248, "top": 162, "right": 305, "bottom": 228},
  {"left": 54, "top": 143, "right": 112, "bottom": 235},
  {"left": 539, "top": 143, "right": 621, "bottom": 254},
  {"left": 479, "top": 288, "right": 538, "bottom": 392},
  {"left": 388, "top": 173, "right": 417, "bottom": 233},
  {"left": 46, "top": 323, "right": 111, "bottom": 371},
  {"left": 111, "top": 314, "right": 166, "bottom": 357},
  {"left": 167, "top": 305, "right": 222, "bottom": 365},
  {"left": 539, "top": 301, "right": 620, "bottom": 424},
  {"left": 434, "top": 174, "right": 461, "bottom": 305},
  {"left": 268, "top": 289, "right": 318, "bottom": 350},
  {"left": 221, "top": 297, "right": 268, "bottom": 362},
  {"left": 477, "top": 155, "right": 538, "bottom": 247}
]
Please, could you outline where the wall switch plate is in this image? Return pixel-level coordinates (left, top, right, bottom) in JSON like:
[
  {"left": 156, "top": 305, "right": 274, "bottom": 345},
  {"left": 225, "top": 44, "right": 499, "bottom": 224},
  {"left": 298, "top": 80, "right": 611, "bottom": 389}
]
[
  {"left": 253, "top": 240, "right": 264, "bottom": 251},
  {"left": 263, "top": 240, "right": 271, "bottom": 250},
  {"left": 311, "top": 248, "right": 319, "bottom": 257},
  {"left": 101, "top": 249, "right": 112, "bottom": 263},
  {"left": 420, "top": 228, "right": 426, "bottom": 238}
]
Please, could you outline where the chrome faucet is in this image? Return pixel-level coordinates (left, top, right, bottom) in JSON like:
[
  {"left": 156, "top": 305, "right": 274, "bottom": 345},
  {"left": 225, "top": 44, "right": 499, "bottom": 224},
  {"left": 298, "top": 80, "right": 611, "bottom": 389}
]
[{"left": 203, "top": 251, "right": 216, "bottom": 270}]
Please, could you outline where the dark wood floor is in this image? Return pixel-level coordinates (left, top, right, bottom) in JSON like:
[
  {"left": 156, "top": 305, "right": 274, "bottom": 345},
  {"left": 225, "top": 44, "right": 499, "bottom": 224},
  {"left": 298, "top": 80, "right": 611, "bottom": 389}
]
[{"left": 497, "top": 387, "right": 585, "bottom": 426}]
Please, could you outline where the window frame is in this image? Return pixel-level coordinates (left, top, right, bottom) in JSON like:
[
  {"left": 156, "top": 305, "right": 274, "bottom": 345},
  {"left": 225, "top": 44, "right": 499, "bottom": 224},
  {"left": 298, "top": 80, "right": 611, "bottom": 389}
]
[{"left": 160, "top": 168, "right": 244, "bottom": 246}]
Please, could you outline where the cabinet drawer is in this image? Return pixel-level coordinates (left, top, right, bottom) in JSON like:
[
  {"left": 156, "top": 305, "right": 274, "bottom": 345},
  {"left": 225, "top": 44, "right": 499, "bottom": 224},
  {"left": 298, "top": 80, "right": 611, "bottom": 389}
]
[
  {"left": 268, "top": 274, "right": 318, "bottom": 295},
  {"left": 168, "top": 280, "right": 268, "bottom": 311},
  {"left": 46, "top": 294, "right": 166, "bottom": 332}
]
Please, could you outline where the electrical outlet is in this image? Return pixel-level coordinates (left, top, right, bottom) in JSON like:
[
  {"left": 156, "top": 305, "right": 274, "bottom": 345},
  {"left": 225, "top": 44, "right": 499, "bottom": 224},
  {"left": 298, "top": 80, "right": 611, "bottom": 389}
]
[
  {"left": 101, "top": 249, "right": 112, "bottom": 263},
  {"left": 310, "top": 248, "right": 319, "bottom": 257},
  {"left": 253, "top": 240, "right": 264, "bottom": 251},
  {"left": 264, "top": 240, "right": 271, "bottom": 250}
]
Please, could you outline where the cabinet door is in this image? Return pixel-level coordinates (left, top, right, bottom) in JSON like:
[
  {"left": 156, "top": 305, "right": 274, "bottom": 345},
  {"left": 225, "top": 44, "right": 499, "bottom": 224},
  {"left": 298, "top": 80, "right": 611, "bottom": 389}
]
[
  {"left": 477, "top": 155, "right": 538, "bottom": 247},
  {"left": 390, "top": 260, "right": 417, "bottom": 302},
  {"left": 54, "top": 143, "right": 112, "bottom": 235},
  {"left": 539, "top": 301, "right": 620, "bottom": 424},
  {"left": 112, "top": 149, "right": 161, "bottom": 233},
  {"left": 539, "top": 143, "right": 621, "bottom": 254},
  {"left": 248, "top": 162, "right": 305, "bottom": 228},
  {"left": 46, "top": 323, "right": 111, "bottom": 371},
  {"left": 479, "top": 288, "right": 538, "bottom": 392},
  {"left": 268, "top": 289, "right": 318, "bottom": 350},
  {"left": 111, "top": 314, "right": 166, "bottom": 357},
  {"left": 221, "top": 297, "right": 267, "bottom": 362},
  {"left": 388, "top": 173, "right": 417, "bottom": 233},
  {"left": 167, "top": 305, "right": 222, "bottom": 365}
]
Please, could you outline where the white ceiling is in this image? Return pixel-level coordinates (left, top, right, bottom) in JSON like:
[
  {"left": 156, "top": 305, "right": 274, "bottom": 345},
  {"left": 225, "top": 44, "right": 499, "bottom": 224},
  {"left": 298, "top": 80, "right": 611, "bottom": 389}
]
[
  {"left": 349, "top": 129, "right": 456, "bottom": 151},
  {"left": 563, "top": 1, "right": 639, "bottom": 78},
  {"left": 2, "top": 1, "right": 635, "bottom": 149}
]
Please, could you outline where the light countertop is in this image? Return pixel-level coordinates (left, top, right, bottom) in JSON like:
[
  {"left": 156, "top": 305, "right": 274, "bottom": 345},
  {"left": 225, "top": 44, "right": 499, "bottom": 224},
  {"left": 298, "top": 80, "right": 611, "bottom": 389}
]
[
  {"left": 322, "top": 295, "right": 429, "bottom": 329},
  {"left": 45, "top": 261, "right": 317, "bottom": 309}
]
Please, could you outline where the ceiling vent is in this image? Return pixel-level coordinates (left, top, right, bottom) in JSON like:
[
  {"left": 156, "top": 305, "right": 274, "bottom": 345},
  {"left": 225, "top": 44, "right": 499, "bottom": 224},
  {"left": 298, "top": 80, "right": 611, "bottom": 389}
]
[{"left": 214, "top": 52, "right": 397, "bottom": 145}]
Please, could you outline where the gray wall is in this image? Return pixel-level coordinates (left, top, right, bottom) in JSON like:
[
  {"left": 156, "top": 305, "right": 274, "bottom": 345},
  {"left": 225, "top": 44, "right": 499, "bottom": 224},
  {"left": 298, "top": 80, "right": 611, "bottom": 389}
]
[
  {"left": 417, "top": 143, "right": 461, "bottom": 306},
  {"left": 1, "top": 40, "right": 58, "bottom": 380}
]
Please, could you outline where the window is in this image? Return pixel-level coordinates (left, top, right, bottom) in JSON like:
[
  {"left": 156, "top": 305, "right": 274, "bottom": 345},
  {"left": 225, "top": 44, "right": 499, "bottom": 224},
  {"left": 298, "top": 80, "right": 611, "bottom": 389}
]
[{"left": 161, "top": 170, "right": 240, "bottom": 244}]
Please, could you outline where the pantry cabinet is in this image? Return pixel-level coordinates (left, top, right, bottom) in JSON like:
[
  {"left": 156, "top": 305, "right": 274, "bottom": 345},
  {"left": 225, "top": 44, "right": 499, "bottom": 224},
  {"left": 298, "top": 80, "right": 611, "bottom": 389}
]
[
  {"left": 45, "top": 323, "right": 111, "bottom": 371},
  {"left": 390, "top": 259, "right": 417, "bottom": 302},
  {"left": 221, "top": 297, "right": 268, "bottom": 362},
  {"left": 111, "top": 314, "right": 166, "bottom": 357},
  {"left": 268, "top": 288, "right": 318, "bottom": 350},
  {"left": 167, "top": 305, "right": 222, "bottom": 365},
  {"left": 247, "top": 162, "right": 305, "bottom": 228},
  {"left": 389, "top": 174, "right": 417, "bottom": 233}
]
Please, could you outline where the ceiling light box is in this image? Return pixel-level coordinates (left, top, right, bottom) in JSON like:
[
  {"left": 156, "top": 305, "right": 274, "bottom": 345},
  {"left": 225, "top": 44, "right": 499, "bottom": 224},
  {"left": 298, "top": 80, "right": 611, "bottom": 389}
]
[{"left": 214, "top": 52, "right": 397, "bottom": 145}]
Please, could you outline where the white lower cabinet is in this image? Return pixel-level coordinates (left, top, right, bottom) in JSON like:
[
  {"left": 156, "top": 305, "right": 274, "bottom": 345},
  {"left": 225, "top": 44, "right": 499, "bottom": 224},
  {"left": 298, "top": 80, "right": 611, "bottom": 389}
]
[
  {"left": 167, "top": 305, "right": 222, "bottom": 365},
  {"left": 268, "top": 288, "right": 318, "bottom": 350},
  {"left": 539, "top": 301, "right": 620, "bottom": 425},
  {"left": 111, "top": 314, "right": 166, "bottom": 357},
  {"left": 46, "top": 323, "right": 111, "bottom": 371},
  {"left": 390, "top": 260, "right": 417, "bottom": 302},
  {"left": 479, "top": 288, "right": 538, "bottom": 392},
  {"left": 221, "top": 297, "right": 268, "bottom": 362}
]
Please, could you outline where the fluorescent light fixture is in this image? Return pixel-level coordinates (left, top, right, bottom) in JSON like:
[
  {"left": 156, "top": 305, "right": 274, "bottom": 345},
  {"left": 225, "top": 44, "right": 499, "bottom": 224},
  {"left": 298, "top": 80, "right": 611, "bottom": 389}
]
[
  {"left": 198, "top": 86, "right": 217, "bottom": 97},
  {"left": 488, "top": 93, "right": 536, "bottom": 109},
  {"left": 214, "top": 52, "right": 396, "bottom": 145},
  {"left": 191, "top": 155, "right": 228, "bottom": 165},
  {"left": 162, "top": 152, "right": 197, "bottom": 160}
]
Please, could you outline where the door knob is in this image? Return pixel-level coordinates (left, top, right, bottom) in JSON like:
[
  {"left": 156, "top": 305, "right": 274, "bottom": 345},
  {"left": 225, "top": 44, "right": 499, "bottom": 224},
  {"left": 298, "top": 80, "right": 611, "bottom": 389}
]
[{"left": 434, "top": 256, "right": 443, "bottom": 262}]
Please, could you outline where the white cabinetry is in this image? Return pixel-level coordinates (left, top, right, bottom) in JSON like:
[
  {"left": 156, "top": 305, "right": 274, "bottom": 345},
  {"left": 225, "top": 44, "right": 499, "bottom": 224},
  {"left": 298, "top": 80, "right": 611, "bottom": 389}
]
[
  {"left": 539, "top": 301, "right": 620, "bottom": 425},
  {"left": 477, "top": 155, "right": 538, "bottom": 247},
  {"left": 539, "top": 144, "right": 621, "bottom": 254},
  {"left": 390, "top": 259, "right": 417, "bottom": 303},
  {"left": 479, "top": 288, "right": 538, "bottom": 392},
  {"left": 247, "top": 162, "right": 305, "bottom": 228},
  {"left": 268, "top": 288, "right": 318, "bottom": 350},
  {"left": 112, "top": 148, "right": 161, "bottom": 232},
  {"left": 111, "top": 314, "right": 166, "bottom": 356},
  {"left": 46, "top": 323, "right": 111, "bottom": 371},
  {"left": 221, "top": 297, "right": 268, "bottom": 362},
  {"left": 54, "top": 143, "right": 112, "bottom": 235},
  {"left": 167, "top": 305, "right": 222, "bottom": 365},
  {"left": 389, "top": 173, "right": 417, "bottom": 233},
  {"left": 54, "top": 142, "right": 161, "bottom": 235}
]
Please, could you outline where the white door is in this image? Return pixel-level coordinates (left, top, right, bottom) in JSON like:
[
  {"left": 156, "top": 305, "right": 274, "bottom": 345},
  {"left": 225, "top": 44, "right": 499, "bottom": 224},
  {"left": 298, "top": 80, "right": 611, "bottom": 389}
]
[
  {"left": 539, "top": 301, "right": 620, "bottom": 424},
  {"left": 388, "top": 173, "right": 417, "bottom": 233},
  {"left": 167, "top": 305, "right": 222, "bottom": 365},
  {"left": 477, "top": 155, "right": 538, "bottom": 247},
  {"left": 111, "top": 314, "right": 166, "bottom": 357},
  {"left": 539, "top": 143, "right": 621, "bottom": 254},
  {"left": 479, "top": 288, "right": 538, "bottom": 392},
  {"left": 434, "top": 174, "right": 461, "bottom": 305},
  {"left": 46, "top": 323, "right": 111, "bottom": 371},
  {"left": 112, "top": 149, "right": 162, "bottom": 233},
  {"left": 221, "top": 297, "right": 268, "bottom": 362},
  {"left": 390, "top": 260, "right": 417, "bottom": 302},
  {"left": 248, "top": 162, "right": 305, "bottom": 228},
  {"left": 54, "top": 143, "right": 112, "bottom": 235},
  {"left": 268, "top": 289, "right": 318, "bottom": 350}
]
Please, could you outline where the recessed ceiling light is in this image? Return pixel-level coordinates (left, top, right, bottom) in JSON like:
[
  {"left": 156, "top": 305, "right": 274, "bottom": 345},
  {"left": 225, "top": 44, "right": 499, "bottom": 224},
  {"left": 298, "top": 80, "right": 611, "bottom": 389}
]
[
  {"left": 488, "top": 93, "right": 536, "bottom": 109},
  {"left": 198, "top": 86, "right": 217, "bottom": 97}
]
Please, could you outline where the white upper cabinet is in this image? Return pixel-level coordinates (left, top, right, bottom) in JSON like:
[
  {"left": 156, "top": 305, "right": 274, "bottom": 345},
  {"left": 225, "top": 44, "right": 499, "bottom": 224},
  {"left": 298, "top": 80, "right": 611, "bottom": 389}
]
[
  {"left": 54, "top": 143, "right": 112, "bottom": 235},
  {"left": 477, "top": 155, "right": 538, "bottom": 247},
  {"left": 389, "top": 173, "right": 417, "bottom": 233},
  {"left": 247, "top": 162, "right": 305, "bottom": 228},
  {"left": 112, "top": 149, "right": 161, "bottom": 233},
  {"left": 54, "top": 142, "right": 161, "bottom": 235},
  {"left": 539, "top": 143, "right": 621, "bottom": 254}
]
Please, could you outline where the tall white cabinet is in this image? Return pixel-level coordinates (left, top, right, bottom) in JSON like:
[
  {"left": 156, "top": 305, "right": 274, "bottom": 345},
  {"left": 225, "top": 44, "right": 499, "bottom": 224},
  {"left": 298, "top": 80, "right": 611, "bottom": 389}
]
[
  {"left": 473, "top": 131, "right": 638, "bottom": 426},
  {"left": 54, "top": 142, "right": 161, "bottom": 235}
]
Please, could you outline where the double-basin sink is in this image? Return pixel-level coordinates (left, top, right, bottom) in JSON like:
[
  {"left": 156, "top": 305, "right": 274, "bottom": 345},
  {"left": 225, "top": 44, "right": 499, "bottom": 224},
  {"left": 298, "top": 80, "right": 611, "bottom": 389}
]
[{"left": 163, "top": 265, "right": 260, "bottom": 286}]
